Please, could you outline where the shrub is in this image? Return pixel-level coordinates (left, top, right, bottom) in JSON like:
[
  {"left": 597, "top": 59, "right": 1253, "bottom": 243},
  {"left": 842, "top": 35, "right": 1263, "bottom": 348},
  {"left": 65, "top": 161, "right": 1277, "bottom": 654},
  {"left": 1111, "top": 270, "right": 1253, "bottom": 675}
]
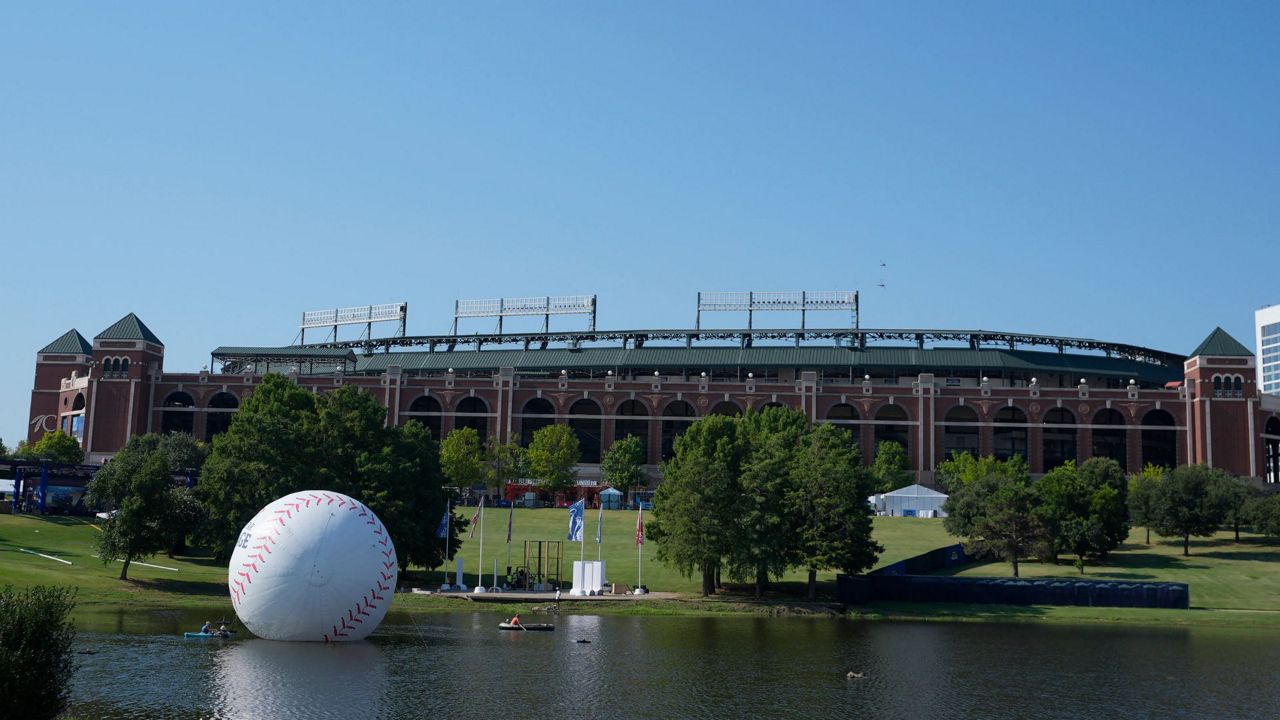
[{"left": 0, "top": 585, "right": 78, "bottom": 720}]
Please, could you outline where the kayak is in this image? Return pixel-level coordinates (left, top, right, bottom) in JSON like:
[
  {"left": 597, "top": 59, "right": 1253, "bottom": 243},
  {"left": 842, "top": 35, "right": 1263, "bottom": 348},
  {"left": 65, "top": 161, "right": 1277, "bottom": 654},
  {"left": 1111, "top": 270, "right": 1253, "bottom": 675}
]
[
  {"left": 498, "top": 623, "right": 555, "bottom": 632},
  {"left": 184, "top": 631, "right": 234, "bottom": 639}
]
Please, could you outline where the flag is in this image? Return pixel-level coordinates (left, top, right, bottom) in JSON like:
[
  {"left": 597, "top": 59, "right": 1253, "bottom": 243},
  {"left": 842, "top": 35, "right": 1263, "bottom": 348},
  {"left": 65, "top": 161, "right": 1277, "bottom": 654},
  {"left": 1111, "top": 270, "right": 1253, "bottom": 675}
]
[
  {"left": 636, "top": 507, "right": 644, "bottom": 546},
  {"left": 567, "top": 499, "right": 585, "bottom": 542},
  {"left": 468, "top": 496, "right": 485, "bottom": 539},
  {"left": 596, "top": 501, "right": 604, "bottom": 545},
  {"left": 435, "top": 505, "right": 450, "bottom": 539},
  {"left": 506, "top": 503, "right": 514, "bottom": 544}
]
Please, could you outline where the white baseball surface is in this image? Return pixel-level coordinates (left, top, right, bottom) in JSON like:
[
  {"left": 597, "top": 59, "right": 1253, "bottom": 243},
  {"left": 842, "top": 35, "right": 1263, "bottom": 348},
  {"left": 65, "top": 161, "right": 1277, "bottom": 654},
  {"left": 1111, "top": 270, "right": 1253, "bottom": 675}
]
[{"left": 228, "top": 491, "right": 397, "bottom": 642}]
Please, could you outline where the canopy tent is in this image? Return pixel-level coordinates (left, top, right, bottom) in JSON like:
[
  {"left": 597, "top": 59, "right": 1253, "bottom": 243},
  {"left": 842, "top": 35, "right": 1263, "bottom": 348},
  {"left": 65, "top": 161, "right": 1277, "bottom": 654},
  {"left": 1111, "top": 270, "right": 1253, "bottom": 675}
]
[
  {"left": 599, "top": 487, "right": 624, "bottom": 510},
  {"left": 873, "top": 484, "right": 948, "bottom": 518}
]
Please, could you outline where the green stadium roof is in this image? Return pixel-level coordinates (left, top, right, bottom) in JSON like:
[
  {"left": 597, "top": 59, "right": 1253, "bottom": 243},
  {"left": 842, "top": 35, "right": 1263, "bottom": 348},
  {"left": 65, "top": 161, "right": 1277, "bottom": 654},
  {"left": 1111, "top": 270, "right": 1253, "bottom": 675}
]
[
  {"left": 1189, "top": 327, "right": 1253, "bottom": 357},
  {"left": 352, "top": 345, "right": 1182, "bottom": 383},
  {"left": 39, "top": 329, "right": 92, "bottom": 355},
  {"left": 95, "top": 313, "right": 163, "bottom": 345}
]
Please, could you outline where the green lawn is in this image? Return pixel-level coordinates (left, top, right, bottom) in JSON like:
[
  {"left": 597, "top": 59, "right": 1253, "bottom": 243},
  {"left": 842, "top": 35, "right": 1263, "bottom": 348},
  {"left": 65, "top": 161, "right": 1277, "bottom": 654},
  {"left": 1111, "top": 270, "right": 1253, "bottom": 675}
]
[{"left": 948, "top": 530, "right": 1280, "bottom": 611}]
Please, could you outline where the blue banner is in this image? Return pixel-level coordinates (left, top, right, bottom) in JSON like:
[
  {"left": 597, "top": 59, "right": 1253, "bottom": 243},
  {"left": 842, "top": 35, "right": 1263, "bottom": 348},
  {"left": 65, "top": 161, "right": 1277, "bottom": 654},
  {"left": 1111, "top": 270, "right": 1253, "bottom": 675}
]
[
  {"left": 567, "top": 499, "right": 585, "bottom": 542},
  {"left": 435, "top": 507, "right": 450, "bottom": 539}
]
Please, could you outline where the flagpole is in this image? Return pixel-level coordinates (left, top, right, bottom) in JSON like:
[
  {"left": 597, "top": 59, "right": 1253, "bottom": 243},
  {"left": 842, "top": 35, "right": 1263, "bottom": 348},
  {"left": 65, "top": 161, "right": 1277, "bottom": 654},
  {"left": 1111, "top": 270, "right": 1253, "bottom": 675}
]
[
  {"left": 445, "top": 505, "right": 451, "bottom": 587},
  {"left": 478, "top": 500, "right": 484, "bottom": 592},
  {"left": 637, "top": 507, "right": 643, "bottom": 590},
  {"left": 506, "top": 503, "right": 514, "bottom": 589},
  {"left": 596, "top": 501, "right": 603, "bottom": 562}
]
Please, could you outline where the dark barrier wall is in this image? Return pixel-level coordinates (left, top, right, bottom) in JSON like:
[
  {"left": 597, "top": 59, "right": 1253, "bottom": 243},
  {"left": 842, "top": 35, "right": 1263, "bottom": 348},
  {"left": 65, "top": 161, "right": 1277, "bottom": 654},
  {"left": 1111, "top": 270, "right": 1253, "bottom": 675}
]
[
  {"left": 872, "top": 544, "right": 969, "bottom": 576},
  {"left": 838, "top": 574, "right": 1190, "bottom": 609}
]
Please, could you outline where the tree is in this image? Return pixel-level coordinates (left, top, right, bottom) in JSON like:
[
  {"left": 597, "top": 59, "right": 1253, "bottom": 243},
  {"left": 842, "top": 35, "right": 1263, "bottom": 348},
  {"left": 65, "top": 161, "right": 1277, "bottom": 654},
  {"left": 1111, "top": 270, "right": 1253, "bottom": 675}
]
[
  {"left": 1151, "top": 464, "right": 1230, "bottom": 556},
  {"left": 439, "top": 426, "right": 486, "bottom": 490},
  {"left": 486, "top": 440, "right": 527, "bottom": 498},
  {"left": 87, "top": 450, "right": 176, "bottom": 580},
  {"left": 729, "top": 408, "right": 809, "bottom": 596},
  {"left": 526, "top": 424, "right": 581, "bottom": 493},
  {"left": 944, "top": 465, "right": 1044, "bottom": 577},
  {"left": 1250, "top": 494, "right": 1280, "bottom": 538},
  {"left": 1128, "top": 464, "right": 1164, "bottom": 545},
  {"left": 16, "top": 430, "right": 84, "bottom": 465},
  {"left": 0, "top": 585, "right": 77, "bottom": 720},
  {"left": 936, "top": 452, "right": 1028, "bottom": 493},
  {"left": 0, "top": 436, "right": 8, "bottom": 459},
  {"left": 789, "top": 423, "right": 882, "bottom": 599},
  {"left": 1077, "top": 457, "right": 1129, "bottom": 555},
  {"left": 358, "top": 419, "right": 454, "bottom": 571},
  {"left": 1035, "top": 458, "right": 1128, "bottom": 566},
  {"left": 649, "top": 416, "right": 745, "bottom": 596},
  {"left": 600, "top": 435, "right": 646, "bottom": 501},
  {"left": 1210, "top": 474, "right": 1258, "bottom": 542},
  {"left": 870, "top": 441, "right": 911, "bottom": 493}
]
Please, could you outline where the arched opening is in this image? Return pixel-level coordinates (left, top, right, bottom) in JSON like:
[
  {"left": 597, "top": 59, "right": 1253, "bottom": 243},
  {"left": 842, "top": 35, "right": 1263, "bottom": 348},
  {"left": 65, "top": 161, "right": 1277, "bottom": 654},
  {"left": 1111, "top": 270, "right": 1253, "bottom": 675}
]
[
  {"left": 72, "top": 393, "right": 86, "bottom": 412},
  {"left": 1092, "top": 408, "right": 1127, "bottom": 471},
  {"left": 1214, "top": 376, "right": 1223, "bottom": 397},
  {"left": 205, "top": 392, "right": 239, "bottom": 441},
  {"left": 1141, "top": 409, "right": 1177, "bottom": 469},
  {"left": 161, "top": 391, "right": 195, "bottom": 435},
  {"left": 519, "top": 398, "right": 556, "bottom": 447},
  {"left": 661, "top": 400, "right": 697, "bottom": 461},
  {"left": 455, "top": 397, "right": 489, "bottom": 439},
  {"left": 406, "top": 395, "right": 443, "bottom": 440},
  {"left": 825, "top": 403, "right": 860, "bottom": 448},
  {"left": 873, "top": 404, "right": 909, "bottom": 460},
  {"left": 709, "top": 401, "right": 742, "bottom": 417},
  {"left": 615, "top": 400, "right": 650, "bottom": 461},
  {"left": 120, "top": 357, "right": 129, "bottom": 373},
  {"left": 943, "top": 405, "right": 979, "bottom": 460},
  {"left": 1042, "top": 408, "right": 1077, "bottom": 470},
  {"left": 1234, "top": 376, "right": 1244, "bottom": 398},
  {"left": 1264, "top": 417, "right": 1280, "bottom": 484},
  {"left": 569, "top": 399, "right": 602, "bottom": 463},
  {"left": 993, "top": 406, "right": 1028, "bottom": 461}
]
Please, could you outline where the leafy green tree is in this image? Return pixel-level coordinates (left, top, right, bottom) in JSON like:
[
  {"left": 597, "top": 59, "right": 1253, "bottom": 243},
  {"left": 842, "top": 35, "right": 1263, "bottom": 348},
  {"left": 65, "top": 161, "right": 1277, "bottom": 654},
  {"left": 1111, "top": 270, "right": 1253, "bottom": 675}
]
[
  {"left": 0, "top": 436, "right": 8, "bottom": 459},
  {"left": 871, "top": 441, "right": 911, "bottom": 493},
  {"left": 486, "top": 440, "right": 527, "bottom": 497},
  {"left": 600, "top": 435, "right": 646, "bottom": 501},
  {"left": 87, "top": 451, "right": 177, "bottom": 580},
  {"left": 944, "top": 465, "right": 1044, "bottom": 577},
  {"left": 1250, "top": 494, "right": 1280, "bottom": 538},
  {"left": 649, "top": 416, "right": 745, "bottom": 596},
  {"left": 439, "top": 426, "right": 486, "bottom": 490},
  {"left": 789, "top": 423, "right": 882, "bottom": 599},
  {"left": 196, "top": 374, "right": 321, "bottom": 559},
  {"left": 1128, "top": 464, "right": 1165, "bottom": 544},
  {"left": 0, "top": 585, "right": 77, "bottom": 720},
  {"left": 1210, "top": 474, "right": 1258, "bottom": 542},
  {"left": 1077, "top": 457, "right": 1129, "bottom": 553},
  {"left": 1151, "top": 464, "right": 1231, "bottom": 556},
  {"left": 729, "top": 408, "right": 809, "bottom": 596},
  {"left": 358, "top": 419, "right": 454, "bottom": 571},
  {"left": 1036, "top": 458, "right": 1128, "bottom": 566},
  {"left": 526, "top": 423, "right": 581, "bottom": 493},
  {"left": 936, "top": 452, "right": 1028, "bottom": 493},
  {"left": 16, "top": 430, "right": 84, "bottom": 465}
]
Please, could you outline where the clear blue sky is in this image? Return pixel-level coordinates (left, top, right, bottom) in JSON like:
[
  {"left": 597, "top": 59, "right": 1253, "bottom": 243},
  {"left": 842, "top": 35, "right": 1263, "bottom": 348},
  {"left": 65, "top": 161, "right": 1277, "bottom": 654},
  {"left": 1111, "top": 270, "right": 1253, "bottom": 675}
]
[{"left": 3, "top": 2, "right": 1278, "bottom": 448}]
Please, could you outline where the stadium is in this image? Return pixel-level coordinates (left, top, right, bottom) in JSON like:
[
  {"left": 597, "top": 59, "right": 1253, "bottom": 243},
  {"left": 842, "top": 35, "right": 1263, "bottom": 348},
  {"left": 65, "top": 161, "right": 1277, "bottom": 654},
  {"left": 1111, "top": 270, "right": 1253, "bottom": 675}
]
[{"left": 24, "top": 291, "right": 1280, "bottom": 504}]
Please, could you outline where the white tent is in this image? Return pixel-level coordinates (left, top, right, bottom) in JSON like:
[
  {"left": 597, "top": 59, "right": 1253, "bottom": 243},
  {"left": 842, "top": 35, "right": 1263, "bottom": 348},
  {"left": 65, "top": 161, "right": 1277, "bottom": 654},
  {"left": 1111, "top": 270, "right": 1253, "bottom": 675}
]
[
  {"left": 878, "top": 484, "right": 948, "bottom": 518},
  {"left": 599, "top": 487, "right": 624, "bottom": 510}
]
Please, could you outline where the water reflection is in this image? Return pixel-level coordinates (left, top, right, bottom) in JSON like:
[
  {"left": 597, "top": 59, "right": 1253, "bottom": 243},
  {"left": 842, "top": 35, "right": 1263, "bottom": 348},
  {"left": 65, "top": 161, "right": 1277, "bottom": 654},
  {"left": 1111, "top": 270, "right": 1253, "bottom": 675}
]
[
  {"left": 69, "top": 614, "right": 1280, "bottom": 720},
  {"left": 211, "top": 640, "right": 388, "bottom": 720}
]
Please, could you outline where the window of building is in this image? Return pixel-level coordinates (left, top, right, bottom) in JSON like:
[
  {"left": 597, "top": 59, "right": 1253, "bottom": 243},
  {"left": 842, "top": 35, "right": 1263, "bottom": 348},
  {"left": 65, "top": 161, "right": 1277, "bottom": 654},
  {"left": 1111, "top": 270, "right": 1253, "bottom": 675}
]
[
  {"left": 942, "top": 405, "right": 979, "bottom": 460},
  {"left": 661, "top": 400, "right": 697, "bottom": 461},
  {"left": 568, "top": 399, "right": 602, "bottom": 464}
]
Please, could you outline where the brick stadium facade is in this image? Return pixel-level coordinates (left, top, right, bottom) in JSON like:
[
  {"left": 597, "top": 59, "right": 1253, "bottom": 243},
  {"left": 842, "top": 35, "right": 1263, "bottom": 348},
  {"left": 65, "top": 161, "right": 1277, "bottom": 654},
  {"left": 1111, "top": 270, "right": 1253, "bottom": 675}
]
[{"left": 27, "top": 313, "right": 1280, "bottom": 486}]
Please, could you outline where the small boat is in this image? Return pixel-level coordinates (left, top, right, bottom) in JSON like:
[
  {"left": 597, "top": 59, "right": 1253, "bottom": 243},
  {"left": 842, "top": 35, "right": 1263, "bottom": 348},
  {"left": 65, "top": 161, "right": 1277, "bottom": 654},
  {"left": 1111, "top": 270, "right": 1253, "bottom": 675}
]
[
  {"left": 184, "top": 631, "right": 234, "bottom": 639},
  {"left": 498, "top": 622, "right": 555, "bottom": 632}
]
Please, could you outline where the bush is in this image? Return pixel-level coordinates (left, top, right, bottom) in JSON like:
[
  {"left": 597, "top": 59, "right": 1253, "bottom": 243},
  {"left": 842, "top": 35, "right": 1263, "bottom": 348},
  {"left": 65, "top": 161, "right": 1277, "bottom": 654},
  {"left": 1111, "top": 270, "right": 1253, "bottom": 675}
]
[{"left": 0, "top": 585, "right": 78, "bottom": 720}]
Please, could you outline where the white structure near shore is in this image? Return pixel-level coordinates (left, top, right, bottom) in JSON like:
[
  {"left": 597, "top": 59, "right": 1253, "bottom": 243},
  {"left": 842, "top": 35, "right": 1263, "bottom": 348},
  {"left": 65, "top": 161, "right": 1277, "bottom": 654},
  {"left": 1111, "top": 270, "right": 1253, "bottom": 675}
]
[{"left": 871, "top": 484, "right": 949, "bottom": 518}]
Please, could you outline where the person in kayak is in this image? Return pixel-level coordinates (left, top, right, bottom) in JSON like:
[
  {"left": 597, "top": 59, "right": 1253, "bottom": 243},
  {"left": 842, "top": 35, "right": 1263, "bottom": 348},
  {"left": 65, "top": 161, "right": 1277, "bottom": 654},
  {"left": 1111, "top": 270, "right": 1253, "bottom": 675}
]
[
  {"left": 508, "top": 614, "right": 521, "bottom": 627},
  {"left": 199, "top": 621, "right": 211, "bottom": 634},
  {"left": 217, "top": 624, "right": 229, "bottom": 638}
]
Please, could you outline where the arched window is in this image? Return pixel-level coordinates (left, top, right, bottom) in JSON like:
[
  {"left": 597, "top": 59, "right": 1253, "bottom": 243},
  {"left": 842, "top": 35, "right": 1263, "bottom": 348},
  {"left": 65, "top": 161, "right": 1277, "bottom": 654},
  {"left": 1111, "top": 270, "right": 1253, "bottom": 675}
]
[
  {"left": 161, "top": 391, "right": 196, "bottom": 435},
  {"left": 826, "top": 404, "right": 858, "bottom": 422},
  {"left": 1092, "top": 408, "right": 1127, "bottom": 471},
  {"left": 520, "top": 398, "right": 556, "bottom": 447},
  {"left": 1141, "top": 409, "right": 1177, "bottom": 469},
  {"left": 661, "top": 400, "right": 697, "bottom": 461},
  {"left": 205, "top": 392, "right": 240, "bottom": 441},
  {"left": 120, "top": 358, "right": 129, "bottom": 373},
  {"left": 569, "top": 399, "right": 602, "bottom": 463},
  {"left": 71, "top": 393, "right": 86, "bottom": 412},
  {"left": 1042, "top": 408, "right": 1077, "bottom": 470},
  {"left": 105, "top": 358, "right": 117, "bottom": 373},
  {"left": 455, "top": 396, "right": 489, "bottom": 439},
  {"left": 873, "top": 404, "right": 909, "bottom": 460},
  {"left": 615, "top": 400, "right": 650, "bottom": 462},
  {"left": 1213, "top": 376, "right": 1223, "bottom": 397},
  {"left": 709, "top": 401, "right": 742, "bottom": 417},
  {"left": 406, "top": 395, "right": 443, "bottom": 439},
  {"left": 993, "top": 406, "right": 1028, "bottom": 461},
  {"left": 1265, "top": 417, "right": 1280, "bottom": 484},
  {"left": 1234, "top": 376, "right": 1244, "bottom": 398},
  {"left": 943, "top": 405, "right": 979, "bottom": 460}
]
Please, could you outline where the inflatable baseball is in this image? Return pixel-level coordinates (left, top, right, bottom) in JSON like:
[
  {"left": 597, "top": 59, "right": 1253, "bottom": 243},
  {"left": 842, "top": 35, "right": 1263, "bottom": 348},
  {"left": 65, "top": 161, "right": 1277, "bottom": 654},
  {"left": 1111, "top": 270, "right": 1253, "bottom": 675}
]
[{"left": 228, "top": 491, "right": 397, "bottom": 642}]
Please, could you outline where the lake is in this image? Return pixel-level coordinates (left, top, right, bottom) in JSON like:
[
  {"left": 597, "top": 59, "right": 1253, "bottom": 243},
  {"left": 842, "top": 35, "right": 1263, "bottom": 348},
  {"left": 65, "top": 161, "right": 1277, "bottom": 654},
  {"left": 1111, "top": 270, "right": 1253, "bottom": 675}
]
[{"left": 69, "top": 609, "right": 1280, "bottom": 719}]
